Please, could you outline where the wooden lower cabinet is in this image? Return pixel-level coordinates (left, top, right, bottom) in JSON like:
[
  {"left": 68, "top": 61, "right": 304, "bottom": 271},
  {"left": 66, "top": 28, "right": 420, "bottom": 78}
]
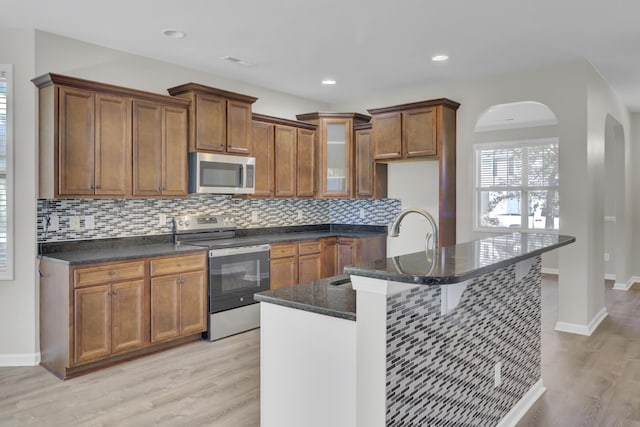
[
  {"left": 270, "top": 240, "right": 322, "bottom": 289},
  {"left": 321, "top": 237, "right": 337, "bottom": 278},
  {"left": 39, "top": 251, "right": 207, "bottom": 379},
  {"left": 336, "top": 235, "right": 387, "bottom": 274},
  {"left": 150, "top": 270, "right": 207, "bottom": 343}
]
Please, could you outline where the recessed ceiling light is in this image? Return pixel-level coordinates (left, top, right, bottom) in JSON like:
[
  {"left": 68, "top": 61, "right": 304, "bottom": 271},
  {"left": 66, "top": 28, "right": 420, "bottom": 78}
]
[
  {"left": 161, "top": 29, "right": 186, "bottom": 39},
  {"left": 431, "top": 55, "right": 449, "bottom": 62},
  {"left": 220, "top": 56, "right": 252, "bottom": 67},
  {"left": 322, "top": 79, "right": 336, "bottom": 85}
]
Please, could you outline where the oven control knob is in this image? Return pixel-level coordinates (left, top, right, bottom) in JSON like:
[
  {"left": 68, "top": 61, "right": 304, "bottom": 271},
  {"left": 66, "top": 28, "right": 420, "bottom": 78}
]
[
  {"left": 185, "top": 220, "right": 191, "bottom": 227},
  {"left": 177, "top": 220, "right": 184, "bottom": 227},
  {"left": 240, "top": 297, "right": 244, "bottom": 302}
]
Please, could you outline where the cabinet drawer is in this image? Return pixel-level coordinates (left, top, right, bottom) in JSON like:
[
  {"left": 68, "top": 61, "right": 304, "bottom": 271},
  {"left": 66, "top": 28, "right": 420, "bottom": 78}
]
[
  {"left": 150, "top": 253, "right": 206, "bottom": 277},
  {"left": 74, "top": 261, "right": 145, "bottom": 288},
  {"left": 298, "top": 240, "right": 321, "bottom": 255},
  {"left": 270, "top": 243, "right": 297, "bottom": 259}
]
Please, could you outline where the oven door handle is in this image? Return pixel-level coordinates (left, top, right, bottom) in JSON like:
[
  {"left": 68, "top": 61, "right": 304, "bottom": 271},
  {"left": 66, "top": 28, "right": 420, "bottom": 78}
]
[{"left": 209, "top": 244, "right": 270, "bottom": 258}]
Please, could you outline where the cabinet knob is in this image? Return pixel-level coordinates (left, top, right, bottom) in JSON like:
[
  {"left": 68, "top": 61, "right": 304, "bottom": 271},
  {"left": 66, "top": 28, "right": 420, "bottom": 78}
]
[
  {"left": 108, "top": 271, "right": 116, "bottom": 276},
  {"left": 112, "top": 290, "right": 118, "bottom": 296},
  {"left": 177, "top": 263, "right": 183, "bottom": 267}
]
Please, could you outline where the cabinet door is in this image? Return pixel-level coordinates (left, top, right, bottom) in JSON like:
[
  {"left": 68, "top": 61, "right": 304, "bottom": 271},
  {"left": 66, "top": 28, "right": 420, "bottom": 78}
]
[
  {"left": 274, "top": 125, "right": 297, "bottom": 197},
  {"left": 58, "top": 86, "right": 95, "bottom": 196},
  {"left": 132, "top": 100, "right": 163, "bottom": 196},
  {"left": 297, "top": 128, "right": 315, "bottom": 197},
  {"left": 74, "top": 284, "right": 111, "bottom": 364},
  {"left": 336, "top": 238, "right": 354, "bottom": 274},
  {"left": 355, "top": 235, "right": 387, "bottom": 265},
  {"left": 95, "top": 93, "right": 131, "bottom": 196},
  {"left": 111, "top": 279, "right": 148, "bottom": 353},
  {"left": 252, "top": 121, "right": 275, "bottom": 197},
  {"left": 270, "top": 256, "right": 297, "bottom": 289},
  {"left": 355, "top": 128, "right": 374, "bottom": 197},
  {"left": 320, "top": 119, "right": 352, "bottom": 197},
  {"left": 226, "top": 100, "right": 252, "bottom": 155},
  {"left": 321, "top": 238, "right": 337, "bottom": 278},
  {"left": 179, "top": 270, "right": 207, "bottom": 336},
  {"left": 372, "top": 111, "right": 402, "bottom": 160},
  {"left": 195, "top": 93, "right": 226, "bottom": 152},
  {"left": 402, "top": 107, "right": 436, "bottom": 157},
  {"left": 162, "top": 105, "right": 188, "bottom": 196},
  {"left": 298, "top": 253, "right": 322, "bottom": 284},
  {"left": 150, "top": 275, "right": 180, "bottom": 343}
]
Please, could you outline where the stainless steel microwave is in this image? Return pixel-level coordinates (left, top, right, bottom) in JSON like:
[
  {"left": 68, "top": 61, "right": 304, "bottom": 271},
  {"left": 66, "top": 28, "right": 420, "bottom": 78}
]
[{"left": 189, "top": 152, "right": 255, "bottom": 194}]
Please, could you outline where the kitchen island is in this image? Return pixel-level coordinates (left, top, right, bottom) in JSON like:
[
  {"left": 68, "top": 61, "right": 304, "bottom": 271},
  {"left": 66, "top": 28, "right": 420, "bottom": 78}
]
[{"left": 255, "top": 232, "right": 574, "bottom": 427}]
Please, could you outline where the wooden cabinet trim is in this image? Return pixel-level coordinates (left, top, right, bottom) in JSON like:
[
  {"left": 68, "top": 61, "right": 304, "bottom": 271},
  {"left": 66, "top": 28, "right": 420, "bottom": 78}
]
[
  {"left": 367, "top": 98, "right": 460, "bottom": 115},
  {"left": 167, "top": 82, "right": 257, "bottom": 105}
]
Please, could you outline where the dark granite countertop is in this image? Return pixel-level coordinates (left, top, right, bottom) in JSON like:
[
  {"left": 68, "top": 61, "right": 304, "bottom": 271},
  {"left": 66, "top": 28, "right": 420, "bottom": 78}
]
[
  {"left": 39, "top": 243, "right": 207, "bottom": 265},
  {"left": 345, "top": 232, "right": 575, "bottom": 285},
  {"left": 254, "top": 274, "right": 356, "bottom": 321},
  {"left": 39, "top": 224, "right": 387, "bottom": 265}
]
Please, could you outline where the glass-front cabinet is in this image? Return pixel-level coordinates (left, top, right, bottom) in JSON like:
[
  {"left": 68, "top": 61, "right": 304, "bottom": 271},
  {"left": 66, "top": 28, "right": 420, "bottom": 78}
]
[{"left": 296, "top": 112, "right": 371, "bottom": 198}]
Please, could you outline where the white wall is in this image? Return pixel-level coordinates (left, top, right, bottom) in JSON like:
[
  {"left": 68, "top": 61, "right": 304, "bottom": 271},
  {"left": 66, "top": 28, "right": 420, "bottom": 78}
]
[
  {"left": 386, "top": 161, "right": 439, "bottom": 256},
  {"left": 35, "top": 31, "right": 328, "bottom": 120},
  {"left": 0, "top": 30, "right": 330, "bottom": 364},
  {"left": 0, "top": 29, "right": 38, "bottom": 365},
  {"left": 332, "top": 59, "right": 633, "bottom": 332}
]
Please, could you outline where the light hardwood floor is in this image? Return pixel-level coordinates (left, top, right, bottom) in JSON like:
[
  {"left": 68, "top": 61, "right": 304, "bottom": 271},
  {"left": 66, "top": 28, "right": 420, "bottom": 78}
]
[{"left": 2, "top": 276, "right": 640, "bottom": 426}]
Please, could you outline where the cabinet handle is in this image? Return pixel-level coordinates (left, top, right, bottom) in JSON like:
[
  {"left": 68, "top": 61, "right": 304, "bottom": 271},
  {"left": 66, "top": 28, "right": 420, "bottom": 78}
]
[
  {"left": 112, "top": 290, "right": 118, "bottom": 296},
  {"left": 108, "top": 271, "right": 116, "bottom": 276},
  {"left": 176, "top": 279, "right": 184, "bottom": 285},
  {"left": 177, "top": 263, "right": 182, "bottom": 267},
  {"left": 90, "top": 184, "right": 95, "bottom": 190},
  {"left": 95, "top": 185, "right": 101, "bottom": 189}
]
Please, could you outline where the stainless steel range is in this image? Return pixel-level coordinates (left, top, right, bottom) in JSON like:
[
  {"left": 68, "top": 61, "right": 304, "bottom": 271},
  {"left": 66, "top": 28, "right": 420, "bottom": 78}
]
[{"left": 173, "top": 214, "right": 270, "bottom": 341}]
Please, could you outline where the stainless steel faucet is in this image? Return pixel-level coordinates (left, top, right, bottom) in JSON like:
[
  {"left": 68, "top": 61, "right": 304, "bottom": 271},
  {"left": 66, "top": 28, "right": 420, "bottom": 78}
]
[{"left": 389, "top": 207, "right": 439, "bottom": 251}]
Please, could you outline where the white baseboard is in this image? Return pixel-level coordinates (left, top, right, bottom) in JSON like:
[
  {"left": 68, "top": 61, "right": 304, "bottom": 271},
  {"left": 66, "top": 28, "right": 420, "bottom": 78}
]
[
  {"left": 613, "top": 276, "right": 639, "bottom": 291},
  {"left": 0, "top": 352, "right": 41, "bottom": 367},
  {"left": 555, "top": 308, "right": 608, "bottom": 336},
  {"left": 541, "top": 267, "right": 559, "bottom": 275},
  {"left": 604, "top": 273, "right": 616, "bottom": 281},
  {"left": 496, "top": 379, "right": 546, "bottom": 427}
]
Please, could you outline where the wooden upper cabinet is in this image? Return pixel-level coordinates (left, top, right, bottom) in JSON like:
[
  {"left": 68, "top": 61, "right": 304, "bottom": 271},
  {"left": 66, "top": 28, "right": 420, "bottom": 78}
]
[
  {"left": 194, "top": 93, "right": 226, "bottom": 152},
  {"left": 58, "top": 86, "right": 96, "bottom": 196},
  {"left": 368, "top": 99, "right": 459, "bottom": 161},
  {"left": 403, "top": 107, "right": 436, "bottom": 157},
  {"left": 251, "top": 120, "right": 275, "bottom": 197},
  {"left": 95, "top": 93, "right": 132, "bottom": 196},
  {"left": 296, "top": 128, "right": 315, "bottom": 197},
  {"left": 132, "top": 100, "right": 188, "bottom": 197},
  {"left": 132, "top": 100, "right": 163, "bottom": 196},
  {"left": 167, "top": 83, "right": 257, "bottom": 155},
  {"left": 355, "top": 124, "right": 387, "bottom": 199},
  {"left": 227, "top": 100, "right": 253, "bottom": 155},
  {"left": 296, "top": 112, "right": 370, "bottom": 198},
  {"left": 371, "top": 111, "right": 402, "bottom": 160},
  {"left": 162, "top": 106, "right": 189, "bottom": 196},
  {"left": 274, "top": 125, "right": 297, "bottom": 197},
  {"left": 32, "top": 73, "right": 190, "bottom": 199},
  {"left": 252, "top": 113, "right": 317, "bottom": 199}
]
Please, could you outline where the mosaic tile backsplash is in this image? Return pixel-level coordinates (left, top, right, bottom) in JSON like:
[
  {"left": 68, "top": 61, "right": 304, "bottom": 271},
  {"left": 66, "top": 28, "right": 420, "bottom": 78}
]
[
  {"left": 37, "top": 195, "right": 401, "bottom": 242},
  {"left": 386, "top": 256, "right": 542, "bottom": 426}
]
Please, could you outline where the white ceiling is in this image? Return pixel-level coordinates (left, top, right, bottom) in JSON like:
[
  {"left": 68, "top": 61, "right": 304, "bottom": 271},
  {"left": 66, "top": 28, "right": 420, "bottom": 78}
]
[{"left": 4, "top": 0, "right": 640, "bottom": 110}]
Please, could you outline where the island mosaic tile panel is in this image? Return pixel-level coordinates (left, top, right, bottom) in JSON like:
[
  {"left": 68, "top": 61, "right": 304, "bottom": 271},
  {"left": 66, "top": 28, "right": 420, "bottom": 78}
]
[
  {"left": 386, "top": 256, "right": 542, "bottom": 426},
  {"left": 37, "top": 195, "right": 400, "bottom": 242}
]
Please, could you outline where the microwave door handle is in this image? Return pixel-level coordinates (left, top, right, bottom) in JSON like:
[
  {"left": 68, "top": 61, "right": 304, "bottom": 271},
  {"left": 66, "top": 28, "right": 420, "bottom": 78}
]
[{"left": 239, "top": 166, "right": 243, "bottom": 186}]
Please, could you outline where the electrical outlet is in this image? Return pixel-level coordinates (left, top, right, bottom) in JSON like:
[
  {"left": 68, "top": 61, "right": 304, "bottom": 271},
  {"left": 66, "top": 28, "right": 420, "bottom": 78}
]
[
  {"left": 604, "top": 253, "right": 610, "bottom": 262},
  {"left": 69, "top": 216, "right": 81, "bottom": 230},
  {"left": 251, "top": 211, "right": 259, "bottom": 223},
  {"left": 158, "top": 213, "right": 167, "bottom": 226},
  {"left": 297, "top": 210, "right": 303, "bottom": 220},
  {"left": 48, "top": 214, "right": 59, "bottom": 232},
  {"left": 359, "top": 208, "right": 365, "bottom": 219},
  {"left": 494, "top": 362, "right": 502, "bottom": 387},
  {"left": 84, "top": 215, "right": 95, "bottom": 230}
]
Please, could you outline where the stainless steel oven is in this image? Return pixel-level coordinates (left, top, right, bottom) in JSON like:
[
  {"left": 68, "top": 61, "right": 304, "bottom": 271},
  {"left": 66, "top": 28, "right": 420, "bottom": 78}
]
[{"left": 173, "top": 215, "right": 270, "bottom": 341}]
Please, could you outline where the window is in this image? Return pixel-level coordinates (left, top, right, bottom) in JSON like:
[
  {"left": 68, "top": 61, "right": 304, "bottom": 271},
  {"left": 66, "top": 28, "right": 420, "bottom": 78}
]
[
  {"left": 0, "top": 65, "right": 13, "bottom": 279},
  {"left": 475, "top": 138, "right": 558, "bottom": 232}
]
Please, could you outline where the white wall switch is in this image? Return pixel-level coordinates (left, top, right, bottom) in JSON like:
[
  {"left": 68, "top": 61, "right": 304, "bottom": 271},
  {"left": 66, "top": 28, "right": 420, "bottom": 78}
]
[
  {"left": 69, "top": 216, "right": 81, "bottom": 230},
  {"left": 297, "top": 210, "right": 303, "bottom": 220},
  {"left": 158, "top": 213, "right": 167, "bottom": 226},
  {"left": 252, "top": 211, "right": 259, "bottom": 223},
  {"left": 494, "top": 362, "right": 502, "bottom": 387},
  {"left": 604, "top": 253, "right": 610, "bottom": 262},
  {"left": 359, "top": 208, "right": 365, "bottom": 219},
  {"left": 48, "top": 214, "right": 59, "bottom": 232},
  {"left": 84, "top": 215, "right": 95, "bottom": 230}
]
